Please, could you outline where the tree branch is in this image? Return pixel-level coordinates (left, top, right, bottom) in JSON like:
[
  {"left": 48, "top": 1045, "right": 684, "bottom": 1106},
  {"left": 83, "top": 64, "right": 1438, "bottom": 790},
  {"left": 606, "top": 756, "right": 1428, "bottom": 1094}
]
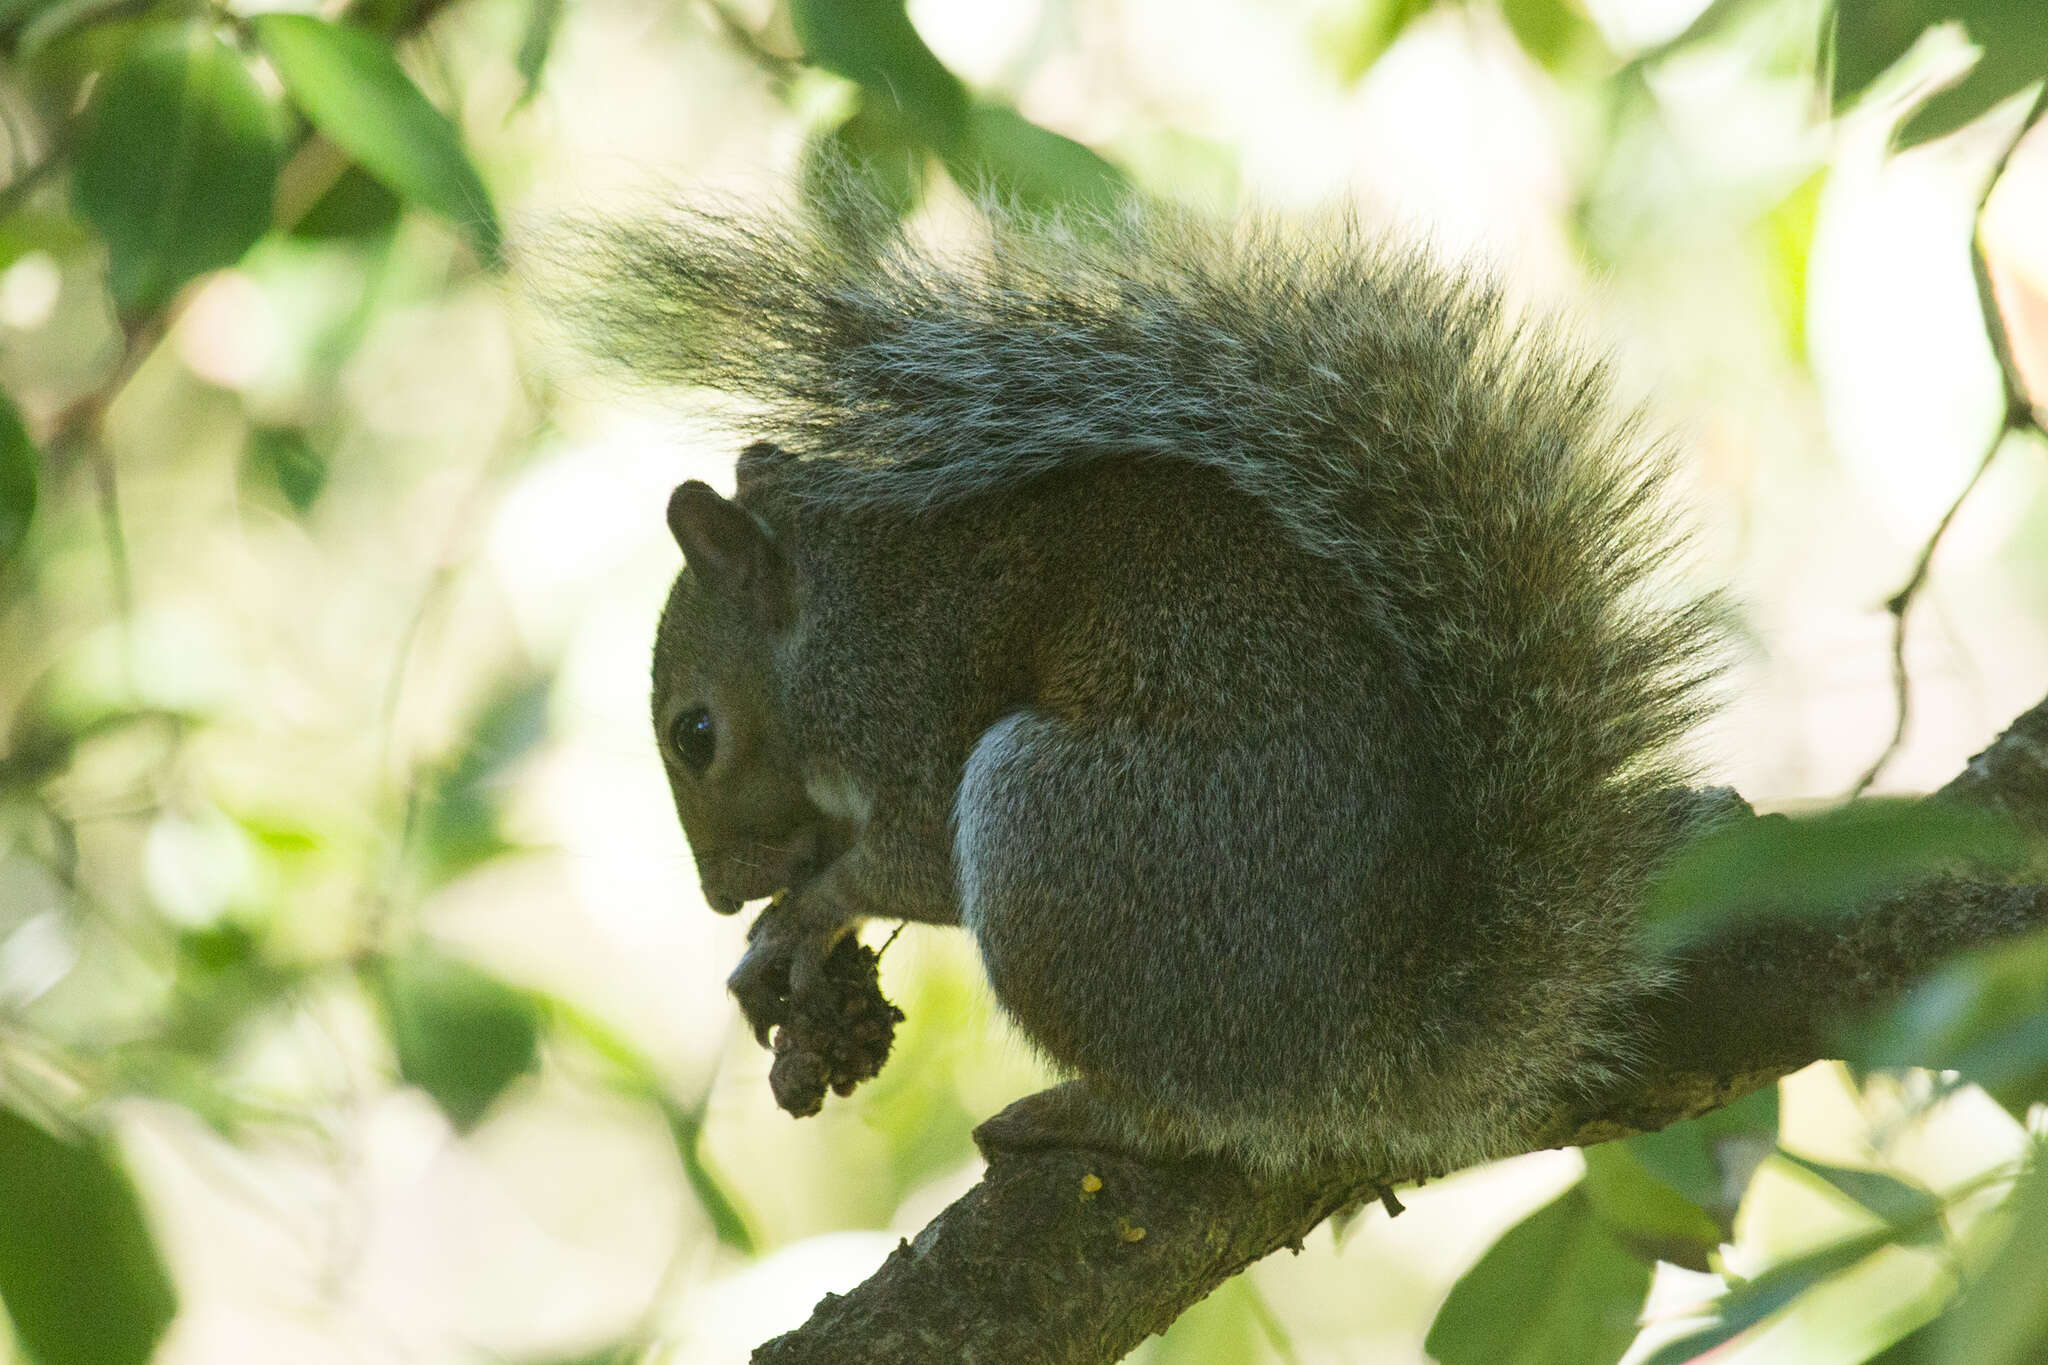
[{"left": 750, "top": 692, "right": 2048, "bottom": 1365}]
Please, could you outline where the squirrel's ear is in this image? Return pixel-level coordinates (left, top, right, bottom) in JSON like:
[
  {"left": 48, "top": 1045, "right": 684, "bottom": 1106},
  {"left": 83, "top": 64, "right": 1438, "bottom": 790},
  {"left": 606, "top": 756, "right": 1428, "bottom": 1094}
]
[
  {"left": 667, "top": 481, "right": 791, "bottom": 625},
  {"left": 734, "top": 441, "right": 787, "bottom": 498}
]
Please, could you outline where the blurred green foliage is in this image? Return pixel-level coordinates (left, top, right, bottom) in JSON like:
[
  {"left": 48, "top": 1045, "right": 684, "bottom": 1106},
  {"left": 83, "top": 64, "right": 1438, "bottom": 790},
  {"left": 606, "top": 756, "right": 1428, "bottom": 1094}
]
[
  {"left": 0, "top": 1109, "right": 173, "bottom": 1365},
  {"left": 1643, "top": 800, "right": 2034, "bottom": 950},
  {"left": 0, "top": 0, "right": 2042, "bottom": 1362}
]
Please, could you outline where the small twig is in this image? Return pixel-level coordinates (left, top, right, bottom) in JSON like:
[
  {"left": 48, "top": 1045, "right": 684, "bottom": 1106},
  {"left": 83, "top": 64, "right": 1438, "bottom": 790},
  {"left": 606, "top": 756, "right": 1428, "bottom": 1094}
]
[
  {"left": 1971, "top": 85, "right": 2048, "bottom": 438},
  {"left": 1850, "top": 90, "right": 2047, "bottom": 797},
  {"left": 1847, "top": 429, "right": 2000, "bottom": 797},
  {"left": 46, "top": 315, "right": 165, "bottom": 634}
]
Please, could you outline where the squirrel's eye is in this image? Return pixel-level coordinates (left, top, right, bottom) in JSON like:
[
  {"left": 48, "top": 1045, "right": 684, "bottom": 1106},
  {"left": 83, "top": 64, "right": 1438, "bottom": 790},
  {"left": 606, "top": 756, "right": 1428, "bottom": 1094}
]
[{"left": 670, "top": 707, "right": 716, "bottom": 775}]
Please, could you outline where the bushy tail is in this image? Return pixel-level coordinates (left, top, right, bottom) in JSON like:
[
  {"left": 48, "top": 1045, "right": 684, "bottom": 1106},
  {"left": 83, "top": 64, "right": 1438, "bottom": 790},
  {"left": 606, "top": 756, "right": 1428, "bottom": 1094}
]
[{"left": 547, "top": 187, "right": 1727, "bottom": 973}]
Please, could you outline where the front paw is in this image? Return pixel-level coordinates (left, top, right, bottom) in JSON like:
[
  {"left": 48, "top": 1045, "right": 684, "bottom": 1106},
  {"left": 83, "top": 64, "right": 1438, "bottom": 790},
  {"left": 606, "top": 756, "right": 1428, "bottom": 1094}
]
[
  {"left": 727, "top": 897, "right": 906, "bottom": 1118},
  {"left": 727, "top": 902, "right": 841, "bottom": 1046}
]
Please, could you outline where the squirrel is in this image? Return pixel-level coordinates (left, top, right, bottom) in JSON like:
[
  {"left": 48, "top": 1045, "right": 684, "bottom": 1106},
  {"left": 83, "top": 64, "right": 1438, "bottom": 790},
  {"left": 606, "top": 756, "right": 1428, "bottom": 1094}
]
[{"left": 580, "top": 189, "right": 1727, "bottom": 1173}]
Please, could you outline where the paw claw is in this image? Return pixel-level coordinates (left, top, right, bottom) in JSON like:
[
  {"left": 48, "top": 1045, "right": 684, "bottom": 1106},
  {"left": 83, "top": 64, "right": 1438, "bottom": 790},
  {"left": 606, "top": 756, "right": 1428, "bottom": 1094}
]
[{"left": 727, "top": 899, "right": 846, "bottom": 1050}]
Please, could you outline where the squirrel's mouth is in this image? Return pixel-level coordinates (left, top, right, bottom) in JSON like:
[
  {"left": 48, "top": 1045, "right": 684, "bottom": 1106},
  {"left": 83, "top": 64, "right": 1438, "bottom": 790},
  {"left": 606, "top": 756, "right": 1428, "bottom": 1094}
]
[{"left": 699, "top": 829, "right": 833, "bottom": 914}]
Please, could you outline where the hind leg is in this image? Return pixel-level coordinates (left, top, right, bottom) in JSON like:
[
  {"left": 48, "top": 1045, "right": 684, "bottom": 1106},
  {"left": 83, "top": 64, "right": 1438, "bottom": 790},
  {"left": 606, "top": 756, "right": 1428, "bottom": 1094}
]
[
  {"left": 954, "top": 710, "right": 1355, "bottom": 1164},
  {"left": 972, "top": 1080, "right": 1194, "bottom": 1160}
]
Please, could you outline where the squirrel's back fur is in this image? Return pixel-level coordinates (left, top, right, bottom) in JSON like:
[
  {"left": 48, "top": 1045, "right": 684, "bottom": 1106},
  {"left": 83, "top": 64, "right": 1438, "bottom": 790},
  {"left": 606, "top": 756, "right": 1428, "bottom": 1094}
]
[{"left": 587, "top": 189, "right": 1727, "bottom": 1169}]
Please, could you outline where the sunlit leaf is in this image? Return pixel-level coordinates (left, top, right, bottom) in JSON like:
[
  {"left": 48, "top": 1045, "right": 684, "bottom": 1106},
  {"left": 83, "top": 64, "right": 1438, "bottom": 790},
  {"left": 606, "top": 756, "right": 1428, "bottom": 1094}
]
[
  {"left": 1152, "top": 1277, "right": 1274, "bottom": 1365},
  {"left": 527, "top": 1346, "right": 640, "bottom": 1365},
  {"left": 253, "top": 14, "right": 502, "bottom": 268},
  {"left": 1624, "top": 1085, "right": 1780, "bottom": 1238},
  {"left": 1934, "top": 1158, "right": 2048, "bottom": 1365},
  {"left": 856, "top": 959, "right": 979, "bottom": 1206},
  {"left": 0, "top": 212, "right": 91, "bottom": 273},
  {"left": 1637, "top": 0, "right": 1773, "bottom": 62},
  {"left": 13, "top": 0, "right": 147, "bottom": 61},
  {"left": 1643, "top": 801, "right": 2029, "bottom": 951},
  {"left": 948, "top": 105, "right": 1127, "bottom": 213},
  {"left": 1581, "top": 1142, "right": 1724, "bottom": 1271},
  {"left": 1318, "top": 0, "right": 1436, "bottom": 85},
  {"left": 788, "top": 0, "right": 968, "bottom": 147},
  {"left": 1637, "top": 1222, "right": 1919, "bottom": 1365},
  {"left": 514, "top": 0, "right": 562, "bottom": 106},
  {"left": 1845, "top": 925, "right": 2048, "bottom": 1113},
  {"left": 1759, "top": 169, "right": 1825, "bottom": 363},
  {"left": 1774, "top": 1149, "right": 1945, "bottom": 1245},
  {"left": 70, "top": 25, "right": 283, "bottom": 313},
  {"left": 0, "top": 389, "right": 36, "bottom": 567},
  {"left": 1425, "top": 1185, "right": 1650, "bottom": 1365},
  {"left": 375, "top": 950, "right": 541, "bottom": 1131},
  {"left": 1499, "top": 0, "right": 1611, "bottom": 74},
  {"left": 0, "top": 1106, "right": 177, "bottom": 1365}
]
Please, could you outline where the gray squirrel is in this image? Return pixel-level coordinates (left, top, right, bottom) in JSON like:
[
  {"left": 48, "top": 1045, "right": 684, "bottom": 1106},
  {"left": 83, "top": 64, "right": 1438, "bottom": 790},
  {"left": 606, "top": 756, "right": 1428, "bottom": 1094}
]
[{"left": 585, "top": 192, "right": 1726, "bottom": 1173}]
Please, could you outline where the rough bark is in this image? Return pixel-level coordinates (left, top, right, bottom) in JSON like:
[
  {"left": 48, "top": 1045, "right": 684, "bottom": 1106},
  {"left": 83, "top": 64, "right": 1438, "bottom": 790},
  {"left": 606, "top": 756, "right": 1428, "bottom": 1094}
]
[{"left": 752, "top": 693, "right": 2048, "bottom": 1365}]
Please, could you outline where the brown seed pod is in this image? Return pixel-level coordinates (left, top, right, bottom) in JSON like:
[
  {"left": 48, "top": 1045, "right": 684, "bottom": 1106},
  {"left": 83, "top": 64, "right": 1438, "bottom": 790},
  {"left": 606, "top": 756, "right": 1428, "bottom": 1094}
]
[{"left": 766, "top": 934, "right": 905, "bottom": 1118}]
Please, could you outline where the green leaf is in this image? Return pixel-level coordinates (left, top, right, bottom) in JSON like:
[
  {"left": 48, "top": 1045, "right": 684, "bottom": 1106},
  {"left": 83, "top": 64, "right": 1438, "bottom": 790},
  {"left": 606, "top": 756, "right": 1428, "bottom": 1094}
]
[
  {"left": 1499, "top": 0, "right": 1611, "bottom": 74},
  {"left": 1636, "top": 1222, "right": 1918, "bottom": 1365},
  {"left": 514, "top": 0, "right": 562, "bottom": 106},
  {"left": 0, "top": 389, "right": 36, "bottom": 566},
  {"left": 1827, "top": 0, "right": 1934, "bottom": 108},
  {"left": 1151, "top": 1277, "right": 1274, "bottom": 1365},
  {"left": 1865, "top": 1320, "right": 1938, "bottom": 1363},
  {"left": 0, "top": 212, "right": 91, "bottom": 274},
  {"left": 1643, "top": 800, "right": 2029, "bottom": 951},
  {"left": 163, "top": 920, "right": 296, "bottom": 1059},
  {"left": 1581, "top": 1142, "right": 1724, "bottom": 1271},
  {"left": 539, "top": 994, "right": 757, "bottom": 1255},
  {"left": 1935, "top": 1158, "right": 2048, "bottom": 1365},
  {"left": 1624, "top": 1085, "right": 1780, "bottom": 1238},
  {"left": 788, "top": 0, "right": 968, "bottom": 148},
  {"left": 416, "top": 673, "right": 551, "bottom": 887},
  {"left": 1425, "top": 1185, "right": 1650, "bottom": 1365},
  {"left": 1894, "top": 12, "right": 2048, "bottom": 149},
  {"left": 0, "top": 1106, "right": 177, "bottom": 1365},
  {"left": 1845, "top": 925, "right": 2048, "bottom": 1113},
  {"left": 70, "top": 25, "right": 283, "bottom": 314},
  {"left": 947, "top": 105, "right": 1127, "bottom": 214},
  {"left": 253, "top": 14, "right": 502, "bottom": 269},
  {"left": 375, "top": 951, "right": 542, "bottom": 1131},
  {"left": 1773, "top": 1149, "right": 1945, "bottom": 1244},
  {"left": 655, "top": 1093, "right": 756, "bottom": 1255},
  {"left": 13, "top": 0, "right": 146, "bottom": 61},
  {"left": 1318, "top": 0, "right": 1437, "bottom": 85},
  {"left": 1827, "top": 1, "right": 2048, "bottom": 149},
  {"left": 1637, "top": 0, "right": 1772, "bottom": 63},
  {"left": 802, "top": 95, "right": 926, "bottom": 233},
  {"left": 244, "top": 425, "right": 328, "bottom": 513},
  {"left": 288, "top": 162, "right": 404, "bottom": 242}
]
